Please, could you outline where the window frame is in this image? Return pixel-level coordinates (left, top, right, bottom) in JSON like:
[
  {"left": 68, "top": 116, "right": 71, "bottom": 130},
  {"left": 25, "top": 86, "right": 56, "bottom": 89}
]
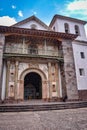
[
  {"left": 80, "top": 52, "right": 85, "bottom": 59},
  {"left": 64, "top": 23, "right": 70, "bottom": 33},
  {"left": 79, "top": 68, "right": 85, "bottom": 76},
  {"left": 75, "top": 25, "right": 80, "bottom": 35}
]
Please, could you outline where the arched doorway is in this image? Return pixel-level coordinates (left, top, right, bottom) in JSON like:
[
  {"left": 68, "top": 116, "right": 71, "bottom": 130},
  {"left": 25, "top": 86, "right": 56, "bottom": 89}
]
[{"left": 24, "top": 72, "right": 42, "bottom": 100}]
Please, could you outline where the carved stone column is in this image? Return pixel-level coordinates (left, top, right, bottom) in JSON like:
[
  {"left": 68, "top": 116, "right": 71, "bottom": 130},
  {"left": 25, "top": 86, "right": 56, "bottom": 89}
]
[
  {"left": 44, "top": 39, "right": 47, "bottom": 55},
  {"left": 15, "top": 61, "right": 19, "bottom": 100},
  {"left": 48, "top": 62, "right": 52, "bottom": 99},
  {"left": 62, "top": 40, "right": 78, "bottom": 100},
  {"left": 18, "top": 80, "right": 24, "bottom": 100},
  {"left": 22, "top": 38, "right": 25, "bottom": 54},
  {"left": 6, "top": 61, "right": 10, "bottom": 99},
  {"left": 42, "top": 80, "right": 47, "bottom": 100},
  {"left": 55, "top": 63, "right": 60, "bottom": 98},
  {"left": 0, "top": 34, "right": 5, "bottom": 99}
]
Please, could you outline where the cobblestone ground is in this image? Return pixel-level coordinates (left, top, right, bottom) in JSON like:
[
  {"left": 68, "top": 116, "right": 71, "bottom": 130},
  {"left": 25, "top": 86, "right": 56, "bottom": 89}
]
[{"left": 0, "top": 108, "right": 87, "bottom": 130}]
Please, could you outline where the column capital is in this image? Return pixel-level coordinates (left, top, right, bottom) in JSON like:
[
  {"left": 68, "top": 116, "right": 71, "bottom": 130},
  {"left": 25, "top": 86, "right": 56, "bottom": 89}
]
[
  {"left": 7, "top": 61, "right": 10, "bottom": 66},
  {"left": 48, "top": 62, "right": 51, "bottom": 67},
  {"left": 15, "top": 61, "right": 19, "bottom": 66}
]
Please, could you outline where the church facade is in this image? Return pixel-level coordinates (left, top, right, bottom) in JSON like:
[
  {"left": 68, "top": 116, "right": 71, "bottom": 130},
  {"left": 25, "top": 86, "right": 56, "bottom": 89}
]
[{"left": 0, "top": 15, "right": 87, "bottom": 102}]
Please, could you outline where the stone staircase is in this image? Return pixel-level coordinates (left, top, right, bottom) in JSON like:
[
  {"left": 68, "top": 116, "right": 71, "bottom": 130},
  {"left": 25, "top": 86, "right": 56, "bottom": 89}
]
[{"left": 0, "top": 101, "right": 87, "bottom": 112}]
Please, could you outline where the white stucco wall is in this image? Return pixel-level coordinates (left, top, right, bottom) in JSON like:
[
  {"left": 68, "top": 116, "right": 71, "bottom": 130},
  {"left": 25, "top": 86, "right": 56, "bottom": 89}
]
[
  {"left": 52, "top": 19, "right": 87, "bottom": 42},
  {"left": 15, "top": 20, "right": 47, "bottom": 30},
  {"left": 72, "top": 42, "right": 87, "bottom": 90}
]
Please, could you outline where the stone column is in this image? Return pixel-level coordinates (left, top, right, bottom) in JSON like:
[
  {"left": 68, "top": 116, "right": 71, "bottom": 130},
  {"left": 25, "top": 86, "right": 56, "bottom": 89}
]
[
  {"left": 44, "top": 39, "right": 47, "bottom": 55},
  {"left": 0, "top": 34, "right": 5, "bottom": 99},
  {"left": 55, "top": 63, "right": 60, "bottom": 98},
  {"left": 62, "top": 40, "right": 78, "bottom": 100},
  {"left": 42, "top": 80, "right": 47, "bottom": 100},
  {"left": 1, "top": 60, "right": 6, "bottom": 101},
  {"left": 22, "top": 38, "right": 25, "bottom": 54},
  {"left": 15, "top": 61, "right": 19, "bottom": 100},
  {"left": 48, "top": 62, "right": 52, "bottom": 99},
  {"left": 6, "top": 61, "right": 10, "bottom": 99}
]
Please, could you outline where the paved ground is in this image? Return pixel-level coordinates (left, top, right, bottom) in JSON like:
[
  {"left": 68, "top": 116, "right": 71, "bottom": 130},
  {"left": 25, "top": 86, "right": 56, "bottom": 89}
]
[{"left": 0, "top": 108, "right": 87, "bottom": 130}]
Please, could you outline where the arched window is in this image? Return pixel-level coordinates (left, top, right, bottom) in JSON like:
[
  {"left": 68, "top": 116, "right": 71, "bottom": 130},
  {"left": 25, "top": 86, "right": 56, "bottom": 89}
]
[
  {"left": 30, "top": 24, "right": 37, "bottom": 29},
  {"left": 75, "top": 25, "right": 80, "bottom": 35},
  {"left": 64, "top": 23, "right": 69, "bottom": 33},
  {"left": 53, "top": 26, "right": 55, "bottom": 31}
]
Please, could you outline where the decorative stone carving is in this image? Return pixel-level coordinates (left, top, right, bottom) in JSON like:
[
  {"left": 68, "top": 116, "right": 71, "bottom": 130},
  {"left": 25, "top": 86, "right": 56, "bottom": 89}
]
[{"left": 29, "top": 63, "right": 39, "bottom": 68}]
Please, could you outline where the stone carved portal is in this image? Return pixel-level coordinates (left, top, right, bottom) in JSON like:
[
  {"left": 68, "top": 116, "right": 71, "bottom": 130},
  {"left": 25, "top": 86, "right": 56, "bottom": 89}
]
[
  {"left": 24, "top": 72, "right": 42, "bottom": 100},
  {"left": 19, "top": 68, "right": 47, "bottom": 100}
]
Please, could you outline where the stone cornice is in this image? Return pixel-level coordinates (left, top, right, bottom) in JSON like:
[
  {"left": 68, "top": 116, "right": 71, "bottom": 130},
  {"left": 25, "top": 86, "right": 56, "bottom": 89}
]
[{"left": 0, "top": 26, "right": 77, "bottom": 40}]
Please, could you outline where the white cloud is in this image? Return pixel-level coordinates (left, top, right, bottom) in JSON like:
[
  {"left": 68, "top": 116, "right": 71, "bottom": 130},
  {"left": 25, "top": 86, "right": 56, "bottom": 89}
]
[
  {"left": 31, "top": 9, "right": 37, "bottom": 15},
  {"left": 18, "top": 10, "right": 23, "bottom": 17},
  {"left": 33, "top": 11, "right": 37, "bottom": 15},
  {"left": 67, "top": 0, "right": 87, "bottom": 11},
  {"left": 66, "top": 0, "right": 87, "bottom": 18},
  {"left": 12, "top": 5, "right": 16, "bottom": 9},
  {"left": 59, "top": 0, "right": 87, "bottom": 35},
  {"left": 58, "top": 0, "right": 87, "bottom": 21},
  {"left": 0, "top": 16, "right": 17, "bottom": 26},
  {"left": 66, "top": 0, "right": 87, "bottom": 32}
]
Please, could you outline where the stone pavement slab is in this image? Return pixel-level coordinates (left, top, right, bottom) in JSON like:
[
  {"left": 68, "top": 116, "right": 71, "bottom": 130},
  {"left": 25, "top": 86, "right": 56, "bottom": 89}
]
[{"left": 0, "top": 108, "right": 87, "bottom": 130}]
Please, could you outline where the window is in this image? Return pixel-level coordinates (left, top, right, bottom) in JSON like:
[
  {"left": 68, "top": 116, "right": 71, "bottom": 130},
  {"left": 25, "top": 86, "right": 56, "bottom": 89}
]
[
  {"left": 28, "top": 44, "right": 38, "bottom": 54},
  {"left": 75, "top": 25, "right": 80, "bottom": 35},
  {"left": 80, "top": 52, "right": 85, "bottom": 59},
  {"left": 64, "top": 23, "right": 69, "bottom": 33},
  {"left": 53, "top": 26, "right": 55, "bottom": 31},
  {"left": 79, "top": 68, "right": 85, "bottom": 76},
  {"left": 30, "top": 24, "right": 37, "bottom": 29}
]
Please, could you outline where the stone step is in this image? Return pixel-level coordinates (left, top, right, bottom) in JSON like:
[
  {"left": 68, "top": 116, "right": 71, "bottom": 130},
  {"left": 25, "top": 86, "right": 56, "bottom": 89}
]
[{"left": 0, "top": 101, "right": 87, "bottom": 112}]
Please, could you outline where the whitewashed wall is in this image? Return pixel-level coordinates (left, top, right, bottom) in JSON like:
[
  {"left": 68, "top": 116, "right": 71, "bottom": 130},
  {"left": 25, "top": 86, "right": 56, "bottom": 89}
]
[
  {"left": 52, "top": 19, "right": 87, "bottom": 41},
  {"left": 52, "top": 17, "right": 87, "bottom": 91},
  {"left": 15, "top": 20, "right": 47, "bottom": 30},
  {"left": 72, "top": 42, "right": 87, "bottom": 90}
]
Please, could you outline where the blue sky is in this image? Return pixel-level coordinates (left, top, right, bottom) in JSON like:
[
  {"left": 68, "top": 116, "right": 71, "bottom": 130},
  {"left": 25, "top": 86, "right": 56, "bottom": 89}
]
[{"left": 0, "top": 0, "right": 87, "bottom": 27}]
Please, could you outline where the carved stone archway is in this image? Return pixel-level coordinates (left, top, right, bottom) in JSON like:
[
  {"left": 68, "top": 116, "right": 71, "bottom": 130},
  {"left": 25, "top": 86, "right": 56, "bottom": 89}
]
[{"left": 19, "top": 68, "right": 47, "bottom": 100}]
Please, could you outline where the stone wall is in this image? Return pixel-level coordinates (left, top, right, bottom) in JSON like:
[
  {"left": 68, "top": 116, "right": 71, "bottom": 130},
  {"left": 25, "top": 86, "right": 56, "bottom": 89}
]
[
  {"left": 62, "top": 40, "right": 79, "bottom": 100},
  {"left": 78, "top": 90, "right": 87, "bottom": 101},
  {"left": 60, "top": 62, "right": 67, "bottom": 99}
]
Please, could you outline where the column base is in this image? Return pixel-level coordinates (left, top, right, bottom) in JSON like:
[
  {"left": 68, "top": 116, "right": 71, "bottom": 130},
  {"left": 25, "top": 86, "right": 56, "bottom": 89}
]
[{"left": 45, "top": 97, "right": 63, "bottom": 102}]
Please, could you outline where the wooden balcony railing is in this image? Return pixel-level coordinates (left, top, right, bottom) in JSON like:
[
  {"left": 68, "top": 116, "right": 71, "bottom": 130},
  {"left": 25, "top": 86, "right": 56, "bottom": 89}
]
[{"left": 4, "top": 47, "right": 63, "bottom": 58}]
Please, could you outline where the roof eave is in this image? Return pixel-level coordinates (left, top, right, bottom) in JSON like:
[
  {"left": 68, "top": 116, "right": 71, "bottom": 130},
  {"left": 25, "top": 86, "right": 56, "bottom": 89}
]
[
  {"left": 49, "top": 14, "right": 87, "bottom": 27},
  {"left": 0, "top": 25, "right": 78, "bottom": 40}
]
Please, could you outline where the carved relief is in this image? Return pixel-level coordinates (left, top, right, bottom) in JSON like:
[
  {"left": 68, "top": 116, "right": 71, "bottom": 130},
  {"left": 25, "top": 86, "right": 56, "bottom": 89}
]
[
  {"left": 51, "top": 63, "right": 55, "bottom": 81},
  {"left": 18, "top": 63, "right": 29, "bottom": 72},
  {"left": 43, "top": 66, "right": 48, "bottom": 72},
  {"left": 9, "top": 63, "right": 15, "bottom": 82},
  {"left": 29, "top": 63, "right": 39, "bottom": 68},
  {"left": 39, "top": 64, "right": 48, "bottom": 72}
]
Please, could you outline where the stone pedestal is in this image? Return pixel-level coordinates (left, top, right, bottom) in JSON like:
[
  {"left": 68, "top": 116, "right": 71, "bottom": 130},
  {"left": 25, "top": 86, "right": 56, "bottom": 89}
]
[{"left": 62, "top": 40, "right": 79, "bottom": 100}]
